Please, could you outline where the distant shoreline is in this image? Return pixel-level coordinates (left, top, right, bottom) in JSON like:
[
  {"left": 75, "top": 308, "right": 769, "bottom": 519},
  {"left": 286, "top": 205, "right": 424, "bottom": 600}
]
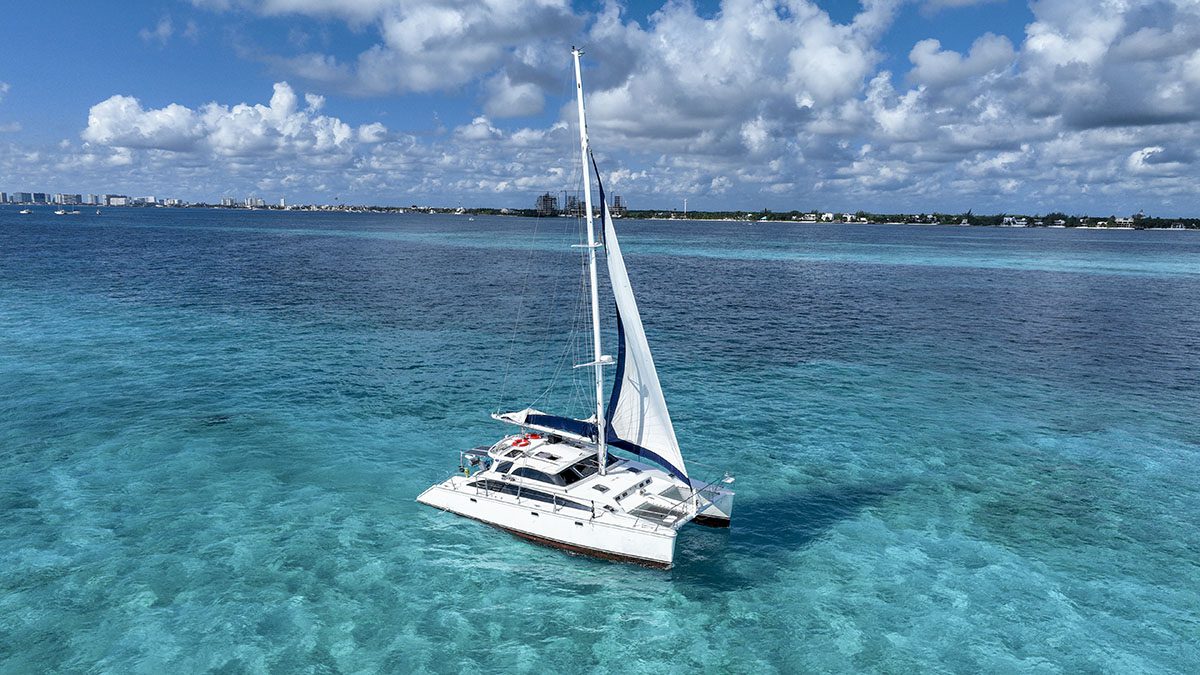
[{"left": 3, "top": 203, "right": 1196, "bottom": 230}]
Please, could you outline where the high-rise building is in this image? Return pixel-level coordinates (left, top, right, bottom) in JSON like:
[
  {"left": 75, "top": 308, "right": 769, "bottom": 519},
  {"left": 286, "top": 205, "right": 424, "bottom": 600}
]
[
  {"left": 536, "top": 193, "right": 558, "bottom": 216},
  {"left": 15, "top": 192, "right": 32, "bottom": 203},
  {"left": 611, "top": 195, "right": 627, "bottom": 217},
  {"left": 0, "top": 192, "right": 6, "bottom": 204},
  {"left": 32, "top": 193, "right": 48, "bottom": 204}
]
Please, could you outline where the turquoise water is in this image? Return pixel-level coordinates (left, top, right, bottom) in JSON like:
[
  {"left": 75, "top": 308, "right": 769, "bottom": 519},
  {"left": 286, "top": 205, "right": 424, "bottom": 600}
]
[{"left": 2, "top": 208, "right": 1198, "bottom": 672}]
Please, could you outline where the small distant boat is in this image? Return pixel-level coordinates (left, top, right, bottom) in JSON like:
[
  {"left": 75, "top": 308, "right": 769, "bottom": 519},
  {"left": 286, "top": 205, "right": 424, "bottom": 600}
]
[
  {"left": 69, "top": 209, "right": 80, "bottom": 215},
  {"left": 19, "top": 208, "right": 32, "bottom": 214},
  {"left": 54, "top": 208, "right": 67, "bottom": 215},
  {"left": 96, "top": 209, "right": 101, "bottom": 215}
]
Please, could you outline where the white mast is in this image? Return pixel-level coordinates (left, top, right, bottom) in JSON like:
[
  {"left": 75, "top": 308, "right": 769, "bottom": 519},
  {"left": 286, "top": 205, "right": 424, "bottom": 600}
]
[{"left": 572, "top": 47, "right": 608, "bottom": 475}]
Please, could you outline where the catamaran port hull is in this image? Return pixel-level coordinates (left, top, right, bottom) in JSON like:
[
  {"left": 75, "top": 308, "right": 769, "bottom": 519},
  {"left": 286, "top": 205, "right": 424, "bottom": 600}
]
[{"left": 417, "top": 479, "right": 679, "bottom": 568}]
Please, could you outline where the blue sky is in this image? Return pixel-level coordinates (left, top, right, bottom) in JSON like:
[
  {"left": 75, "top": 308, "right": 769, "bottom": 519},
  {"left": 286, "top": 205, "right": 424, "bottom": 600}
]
[{"left": 2, "top": 0, "right": 1198, "bottom": 215}]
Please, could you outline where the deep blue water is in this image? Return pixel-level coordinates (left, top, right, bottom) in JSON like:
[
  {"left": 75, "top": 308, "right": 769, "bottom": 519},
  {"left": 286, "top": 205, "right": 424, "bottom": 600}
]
[{"left": 2, "top": 207, "right": 1198, "bottom": 672}]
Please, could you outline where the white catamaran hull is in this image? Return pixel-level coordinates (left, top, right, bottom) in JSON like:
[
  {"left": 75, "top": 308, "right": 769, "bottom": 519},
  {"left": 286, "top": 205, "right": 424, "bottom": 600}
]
[
  {"left": 692, "top": 482, "right": 735, "bottom": 527},
  {"left": 417, "top": 478, "right": 678, "bottom": 568}
]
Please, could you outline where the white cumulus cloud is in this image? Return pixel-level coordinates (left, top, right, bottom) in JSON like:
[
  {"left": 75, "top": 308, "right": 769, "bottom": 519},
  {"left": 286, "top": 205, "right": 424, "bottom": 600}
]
[
  {"left": 483, "top": 72, "right": 544, "bottom": 118},
  {"left": 908, "top": 33, "right": 1015, "bottom": 87},
  {"left": 207, "top": 0, "right": 579, "bottom": 95},
  {"left": 82, "top": 82, "right": 380, "bottom": 161}
]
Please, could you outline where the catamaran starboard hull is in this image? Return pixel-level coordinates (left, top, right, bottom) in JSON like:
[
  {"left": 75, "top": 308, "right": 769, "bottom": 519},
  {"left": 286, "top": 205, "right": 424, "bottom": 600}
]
[
  {"left": 692, "top": 482, "right": 735, "bottom": 527},
  {"left": 417, "top": 479, "right": 678, "bottom": 568}
]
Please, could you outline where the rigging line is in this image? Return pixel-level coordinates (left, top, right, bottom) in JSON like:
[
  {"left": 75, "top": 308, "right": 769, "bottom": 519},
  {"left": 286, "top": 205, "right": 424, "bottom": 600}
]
[
  {"left": 523, "top": 150, "right": 585, "bottom": 407},
  {"left": 492, "top": 207, "right": 545, "bottom": 415},
  {"left": 524, "top": 66, "right": 591, "bottom": 414},
  {"left": 567, "top": 249, "right": 593, "bottom": 415},
  {"left": 542, "top": 244, "right": 588, "bottom": 417},
  {"left": 526, "top": 209, "right": 591, "bottom": 413},
  {"left": 525, "top": 243, "right": 579, "bottom": 409},
  {"left": 495, "top": 60, "right": 580, "bottom": 414},
  {"left": 537, "top": 196, "right": 584, "bottom": 385},
  {"left": 572, "top": 188, "right": 594, "bottom": 417},
  {"left": 571, "top": 250, "right": 591, "bottom": 415}
]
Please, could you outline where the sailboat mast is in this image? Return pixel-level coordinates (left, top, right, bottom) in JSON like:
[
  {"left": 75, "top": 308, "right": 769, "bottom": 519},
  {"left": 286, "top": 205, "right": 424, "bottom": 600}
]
[{"left": 572, "top": 47, "right": 608, "bottom": 475}]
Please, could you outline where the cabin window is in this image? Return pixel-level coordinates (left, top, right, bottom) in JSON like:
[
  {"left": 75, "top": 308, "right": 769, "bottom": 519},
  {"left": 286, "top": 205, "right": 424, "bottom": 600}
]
[
  {"left": 592, "top": 485, "right": 610, "bottom": 493},
  {"left": 556, "top": 454, "right": 622, "bottom": 485},
  {"left": 574, "top": 458, "right": 599, "bottom": 476},
  {"left": 467, "top": 480, "right": 589, "bottom": 511},
  {"left": 495, "top": 461, "right": 513, "bottom": 473},
  {"left": 558, "top": 461, "right": 593, "bottom": 485},
  {"left": 511, "top": 467, "right": 566, "bottom": 487},
  {"left": 534, "top": 451, "right": 561, "bottom": 462}
]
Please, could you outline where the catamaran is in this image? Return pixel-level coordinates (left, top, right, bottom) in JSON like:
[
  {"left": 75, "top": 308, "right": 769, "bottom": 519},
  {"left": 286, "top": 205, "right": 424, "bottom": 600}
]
[{"left": 417, "top": 49, "right": 735, "bottom": 568}]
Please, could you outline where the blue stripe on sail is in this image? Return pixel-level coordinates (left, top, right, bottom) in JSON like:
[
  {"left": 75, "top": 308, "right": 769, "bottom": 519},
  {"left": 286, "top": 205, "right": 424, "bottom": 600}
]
[
  {"left": 608, "top": 438, "right": 690, "bottom": 483},
  {"left": 604, "top": 307, "right": 626, "bottom": 427},
  {"left": 591, "top": 152, "right": 607, "bottom": 247}
]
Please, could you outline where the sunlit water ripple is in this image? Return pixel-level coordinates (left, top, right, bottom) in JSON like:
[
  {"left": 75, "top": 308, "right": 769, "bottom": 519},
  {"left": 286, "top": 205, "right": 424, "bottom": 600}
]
[{"left": 2, "top": 207, "right": 1198, "bottom": 672}]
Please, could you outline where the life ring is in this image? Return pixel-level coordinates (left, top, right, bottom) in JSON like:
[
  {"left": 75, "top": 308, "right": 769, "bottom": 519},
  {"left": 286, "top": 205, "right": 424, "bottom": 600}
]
[
  {"left": 513, "top": 437, "right": 531, "bottom": 448},
  {"left": 527, "top": 433, "right": 542, "bottom": 440}
]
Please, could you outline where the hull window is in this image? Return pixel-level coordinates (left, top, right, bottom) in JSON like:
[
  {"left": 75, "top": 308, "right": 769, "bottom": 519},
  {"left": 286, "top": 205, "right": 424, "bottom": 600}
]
[{"left": 467, "top": 480, "right": 590, "bottom": 512}]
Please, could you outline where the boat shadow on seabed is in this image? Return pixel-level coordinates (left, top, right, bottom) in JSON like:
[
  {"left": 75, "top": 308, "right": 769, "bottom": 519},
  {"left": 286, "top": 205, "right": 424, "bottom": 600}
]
[{"left": 668, "top": 479, "right": 910, "bottom": 592}]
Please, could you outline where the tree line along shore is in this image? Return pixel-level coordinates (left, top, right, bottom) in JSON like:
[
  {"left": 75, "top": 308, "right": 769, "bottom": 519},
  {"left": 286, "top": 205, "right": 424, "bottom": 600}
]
[{"left": 475, "top": 207, "right": 1199, "bottom": 229}]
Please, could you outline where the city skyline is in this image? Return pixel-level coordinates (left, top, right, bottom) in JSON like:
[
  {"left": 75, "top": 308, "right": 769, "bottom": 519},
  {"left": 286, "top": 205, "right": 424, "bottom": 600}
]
[
  {"left": 3, "top": 1, "right": 1200, "bottom": 215},
  {"left": 8, "top": 186, "right": 1195, "bottom": 229}
]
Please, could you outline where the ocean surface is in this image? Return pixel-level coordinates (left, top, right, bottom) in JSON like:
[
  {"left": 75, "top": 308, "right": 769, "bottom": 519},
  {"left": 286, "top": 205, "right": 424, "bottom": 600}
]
[{"left": 2, "top": 207, "right": 1198, "bottom": 673}]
